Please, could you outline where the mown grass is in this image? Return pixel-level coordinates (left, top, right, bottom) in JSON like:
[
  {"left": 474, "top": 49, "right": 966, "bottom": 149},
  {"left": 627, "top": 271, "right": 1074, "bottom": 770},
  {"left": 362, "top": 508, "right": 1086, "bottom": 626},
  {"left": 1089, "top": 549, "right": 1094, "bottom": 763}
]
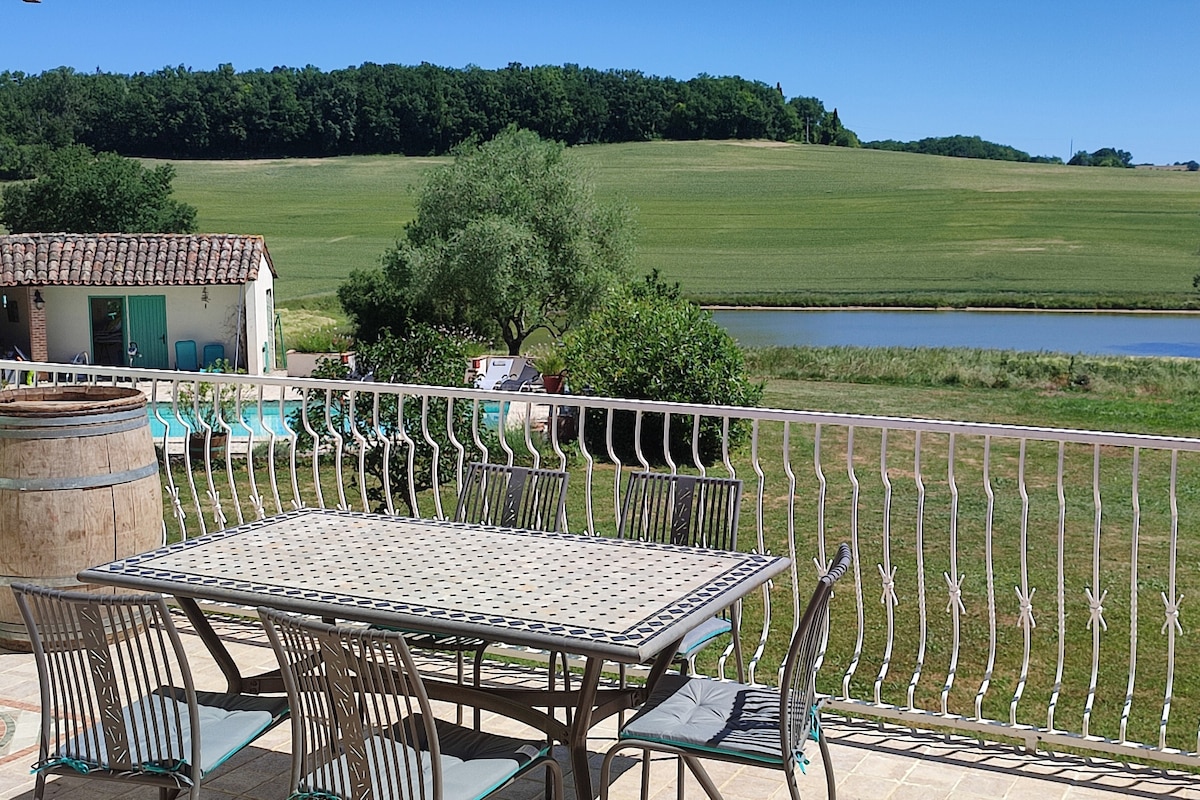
[{"left": 149, "top": 142, "right": 1200, "bottom": 306}]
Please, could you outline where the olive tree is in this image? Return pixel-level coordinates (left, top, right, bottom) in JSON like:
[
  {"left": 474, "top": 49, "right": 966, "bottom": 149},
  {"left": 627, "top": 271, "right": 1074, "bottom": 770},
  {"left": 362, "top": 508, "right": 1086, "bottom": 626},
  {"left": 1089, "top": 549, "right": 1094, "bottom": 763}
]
[{"left": 341, "top": 127, "right": 635, "bottom": 352}]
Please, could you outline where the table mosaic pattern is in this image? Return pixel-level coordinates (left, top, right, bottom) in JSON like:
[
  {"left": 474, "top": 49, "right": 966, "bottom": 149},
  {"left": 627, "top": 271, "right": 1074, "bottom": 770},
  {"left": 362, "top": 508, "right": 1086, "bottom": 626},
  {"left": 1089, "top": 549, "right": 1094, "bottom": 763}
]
[{"left": 83, "top": 509, "right": 788, "bottom": 662}]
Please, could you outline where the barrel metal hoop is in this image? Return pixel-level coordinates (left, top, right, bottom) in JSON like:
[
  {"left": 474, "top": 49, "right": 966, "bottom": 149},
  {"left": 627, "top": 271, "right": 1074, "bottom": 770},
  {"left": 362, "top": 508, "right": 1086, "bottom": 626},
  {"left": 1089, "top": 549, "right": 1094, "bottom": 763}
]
[
  {"left": 0, "top": 462, "right": 159, "bottom": 491},
  {"left": 0, "top": 407, "right": 148, "bottom": 438}
]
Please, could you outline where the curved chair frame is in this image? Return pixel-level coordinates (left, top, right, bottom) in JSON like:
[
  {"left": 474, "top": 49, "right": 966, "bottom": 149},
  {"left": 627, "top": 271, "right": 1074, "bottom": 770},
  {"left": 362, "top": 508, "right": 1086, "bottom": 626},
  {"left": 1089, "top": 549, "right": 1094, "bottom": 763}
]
[
  {"left": 600, "top": 543, "right": 853, "bottom": 800},
  {"left": 260, "top": 608, "right": 564, "bottom": 800}
]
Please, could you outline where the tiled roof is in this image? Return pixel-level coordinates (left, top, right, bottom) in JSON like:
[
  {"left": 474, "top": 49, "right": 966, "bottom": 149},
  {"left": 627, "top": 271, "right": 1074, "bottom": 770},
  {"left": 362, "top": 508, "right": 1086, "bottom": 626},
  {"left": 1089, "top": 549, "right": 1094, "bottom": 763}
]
[{"left": 0, "top": 233, "right": 277, "bottom": 287}]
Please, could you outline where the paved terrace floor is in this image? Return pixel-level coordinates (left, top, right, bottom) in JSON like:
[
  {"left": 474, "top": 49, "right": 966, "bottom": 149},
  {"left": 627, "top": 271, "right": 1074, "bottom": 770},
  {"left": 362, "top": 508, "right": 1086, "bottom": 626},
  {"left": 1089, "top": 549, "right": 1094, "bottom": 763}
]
[{"left": 0, "top": 613, "right": 1197, "bottom": 800}]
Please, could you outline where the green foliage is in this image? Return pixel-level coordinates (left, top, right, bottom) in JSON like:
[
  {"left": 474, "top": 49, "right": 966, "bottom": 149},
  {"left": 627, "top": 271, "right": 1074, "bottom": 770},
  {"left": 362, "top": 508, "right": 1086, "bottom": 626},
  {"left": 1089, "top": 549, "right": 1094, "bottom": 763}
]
[
  {"left": 0, "top": 145, "right": 197, "bottom": 233},
  {"left": 560, "top": 275, "right": 763, "bottom": 464},
  {"left": 1068, "top": 147, "right": 1134, "bottom": 168},
  {"left": 291, "top": 325, "right": 482, "bottom": 515},
  {"left": 0, "top": 64, "right": 839, "bottom": 159},
  {"left": 346, "top": 127, "right": 636, "bottom": 354},
  {"left": 863, "top": 134, "right": 1052, "bottom": 162}
]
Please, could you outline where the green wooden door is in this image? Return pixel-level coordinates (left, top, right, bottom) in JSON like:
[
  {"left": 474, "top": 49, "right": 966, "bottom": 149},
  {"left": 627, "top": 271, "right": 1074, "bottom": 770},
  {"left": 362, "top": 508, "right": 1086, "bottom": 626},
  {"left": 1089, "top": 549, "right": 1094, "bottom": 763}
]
[{"left": 127, "top": 295, "right": 168, "bottom": 369}]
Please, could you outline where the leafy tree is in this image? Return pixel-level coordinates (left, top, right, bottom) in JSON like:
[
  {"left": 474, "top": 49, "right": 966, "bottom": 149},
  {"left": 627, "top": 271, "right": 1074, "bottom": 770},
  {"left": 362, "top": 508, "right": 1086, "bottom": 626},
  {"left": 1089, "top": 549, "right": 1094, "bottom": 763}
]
[
  {"left": 0, "top": 144, "right": 197, "bottom": 233},
  {"left": 1186, "top": 160, "right": 1199, "bottom": 172},
  {"left": 346, "top": 127, "right": 635, "bottom": 353},
  {"left": 559, "top": 272, "right": 763, "bottom": 465},
  {"left": 1068, "top": 147, "right": 1133, "bottom": 168},
  {"left": 293, "top": 325, "right": 483, "bottom": 515}
]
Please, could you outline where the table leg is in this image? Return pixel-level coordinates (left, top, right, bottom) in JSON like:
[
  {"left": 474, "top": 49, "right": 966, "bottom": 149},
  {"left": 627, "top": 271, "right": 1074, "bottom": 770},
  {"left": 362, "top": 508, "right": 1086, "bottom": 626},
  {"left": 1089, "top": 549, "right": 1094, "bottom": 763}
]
[
  {"left": 176, "top": 596, "right": 244, "bottom": 694},
  {"left": 568, "top": 656, "right": 604, "bottom": 799}
]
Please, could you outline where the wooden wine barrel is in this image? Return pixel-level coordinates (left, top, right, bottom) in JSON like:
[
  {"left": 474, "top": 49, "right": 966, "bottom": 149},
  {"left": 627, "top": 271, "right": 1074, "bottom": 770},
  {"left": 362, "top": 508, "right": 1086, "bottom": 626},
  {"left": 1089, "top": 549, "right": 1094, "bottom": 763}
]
[{"left": 0, "top": 386, "right": 163, "bottom": 649}]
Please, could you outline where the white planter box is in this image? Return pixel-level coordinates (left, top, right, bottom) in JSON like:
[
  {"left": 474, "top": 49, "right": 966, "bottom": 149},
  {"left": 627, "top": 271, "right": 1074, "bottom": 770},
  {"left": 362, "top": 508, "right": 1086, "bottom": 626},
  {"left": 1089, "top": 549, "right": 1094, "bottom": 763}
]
[{"left": 286, "top": 351, "right": 354, "bottom": 378}]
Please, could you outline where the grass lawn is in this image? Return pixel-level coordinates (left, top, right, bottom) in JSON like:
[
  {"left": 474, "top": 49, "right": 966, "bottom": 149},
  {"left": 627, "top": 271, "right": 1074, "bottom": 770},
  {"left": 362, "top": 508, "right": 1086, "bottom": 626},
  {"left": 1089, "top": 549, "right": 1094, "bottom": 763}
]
[{"left": 150, "top": 141, "right": 1200, "bottom": 306}]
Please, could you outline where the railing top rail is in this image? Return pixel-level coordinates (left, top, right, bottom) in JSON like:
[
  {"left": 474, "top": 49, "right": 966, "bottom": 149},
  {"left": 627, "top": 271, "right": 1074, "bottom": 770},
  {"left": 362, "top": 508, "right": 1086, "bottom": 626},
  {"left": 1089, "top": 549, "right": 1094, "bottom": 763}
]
[{"left": 6, "top": 358, "right": 1199, "bottom": 452}]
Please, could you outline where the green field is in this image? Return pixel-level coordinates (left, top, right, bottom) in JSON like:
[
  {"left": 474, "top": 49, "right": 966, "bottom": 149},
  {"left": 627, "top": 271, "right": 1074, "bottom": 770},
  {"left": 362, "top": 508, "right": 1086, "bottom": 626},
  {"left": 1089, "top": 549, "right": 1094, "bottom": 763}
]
[
  {"left": 4, "top": 141, "right": 1197, "bottom": 305},
  {"left": 155, "top": 141, "right": 1200, "bottom": 305}
]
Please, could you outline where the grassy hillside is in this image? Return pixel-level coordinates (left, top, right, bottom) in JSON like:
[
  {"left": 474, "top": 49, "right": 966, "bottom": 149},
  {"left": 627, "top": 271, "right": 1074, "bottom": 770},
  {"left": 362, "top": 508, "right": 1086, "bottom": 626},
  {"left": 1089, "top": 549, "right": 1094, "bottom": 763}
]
[{"left": 7, "top": 141, "right": 1199, "bottom": 304}]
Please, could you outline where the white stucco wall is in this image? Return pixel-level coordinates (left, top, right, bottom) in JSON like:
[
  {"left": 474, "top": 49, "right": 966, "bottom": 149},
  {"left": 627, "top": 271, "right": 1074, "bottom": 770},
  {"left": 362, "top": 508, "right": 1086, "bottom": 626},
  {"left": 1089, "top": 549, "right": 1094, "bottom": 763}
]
[{"left": 35, "top": 279, "right": 272, "bottom": 375}]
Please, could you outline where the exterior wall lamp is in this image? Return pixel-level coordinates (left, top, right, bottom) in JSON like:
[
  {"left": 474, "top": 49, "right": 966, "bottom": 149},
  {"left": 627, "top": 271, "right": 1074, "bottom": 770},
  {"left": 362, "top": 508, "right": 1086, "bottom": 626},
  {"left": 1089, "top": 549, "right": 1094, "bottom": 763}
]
[{"left": 33, "top": 290, "right": 45, "bottom": 311}]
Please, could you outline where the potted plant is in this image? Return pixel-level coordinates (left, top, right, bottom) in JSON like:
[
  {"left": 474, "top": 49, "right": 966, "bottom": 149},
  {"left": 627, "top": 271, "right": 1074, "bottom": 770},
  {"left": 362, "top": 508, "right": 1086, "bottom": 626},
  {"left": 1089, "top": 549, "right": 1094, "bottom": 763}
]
[
  {"left": 535, "top": 347, "right": 567, "bottom": 393},
  {"left": 175, "top": 359, "right": 244, "bottom": 460}
]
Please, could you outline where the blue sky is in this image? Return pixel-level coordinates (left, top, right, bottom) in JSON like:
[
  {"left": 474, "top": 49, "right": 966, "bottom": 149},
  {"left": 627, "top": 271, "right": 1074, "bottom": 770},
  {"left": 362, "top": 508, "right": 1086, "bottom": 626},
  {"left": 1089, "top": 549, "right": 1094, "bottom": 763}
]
[{"left": 4, "top": 0, "right": 1197, "bottom": 164}]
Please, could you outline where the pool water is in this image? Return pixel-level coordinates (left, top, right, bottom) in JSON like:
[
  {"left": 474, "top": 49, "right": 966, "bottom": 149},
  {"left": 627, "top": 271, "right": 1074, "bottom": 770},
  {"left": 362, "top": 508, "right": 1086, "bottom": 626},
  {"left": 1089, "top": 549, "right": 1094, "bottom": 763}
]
[
  {"left": 147, "top": 399, "right": 502, "bottom": 438},
  {"left": 148, "top": 401, "right": 300, "bottom": 438}
]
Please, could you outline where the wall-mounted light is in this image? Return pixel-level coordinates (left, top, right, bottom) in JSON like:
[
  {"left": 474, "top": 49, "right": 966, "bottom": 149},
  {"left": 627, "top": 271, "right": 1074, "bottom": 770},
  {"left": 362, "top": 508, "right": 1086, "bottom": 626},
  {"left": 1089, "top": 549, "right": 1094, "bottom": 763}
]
[
  {"left": 32, "top": 290, "right": 45, "bottom": 311},
  {"left": 201, "top": 286, "right": 209, "bottom": 307}
]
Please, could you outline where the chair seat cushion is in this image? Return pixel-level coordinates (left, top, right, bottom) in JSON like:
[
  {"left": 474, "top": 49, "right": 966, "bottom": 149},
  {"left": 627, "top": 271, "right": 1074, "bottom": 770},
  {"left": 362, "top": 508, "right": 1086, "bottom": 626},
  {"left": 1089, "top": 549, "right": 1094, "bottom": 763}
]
[
  {"left": 620, "top": 675, "right": 786, "bottom": 765},
  {"left": 53, "top": 690, "right": 287, "bottom": 778},
  {"left": 676, "top": 615, "right": 732, "bottom": 658},
  {"left": 300, "top": 716, "right": 548, "bottom": 800}
]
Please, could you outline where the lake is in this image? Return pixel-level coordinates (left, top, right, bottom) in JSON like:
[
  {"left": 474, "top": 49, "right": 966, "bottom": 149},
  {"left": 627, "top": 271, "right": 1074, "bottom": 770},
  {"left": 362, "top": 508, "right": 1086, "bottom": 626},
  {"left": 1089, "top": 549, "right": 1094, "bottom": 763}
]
[{"left": 711, "top": 309, "right": 1200, "bottom": 358}]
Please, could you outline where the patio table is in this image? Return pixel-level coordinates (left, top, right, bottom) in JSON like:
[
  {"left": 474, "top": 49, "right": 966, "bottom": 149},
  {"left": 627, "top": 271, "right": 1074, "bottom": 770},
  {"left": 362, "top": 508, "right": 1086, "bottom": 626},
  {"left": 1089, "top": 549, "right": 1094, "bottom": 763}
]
[{"left": 79, "top": 507, "right": 789, "bottom": 799}]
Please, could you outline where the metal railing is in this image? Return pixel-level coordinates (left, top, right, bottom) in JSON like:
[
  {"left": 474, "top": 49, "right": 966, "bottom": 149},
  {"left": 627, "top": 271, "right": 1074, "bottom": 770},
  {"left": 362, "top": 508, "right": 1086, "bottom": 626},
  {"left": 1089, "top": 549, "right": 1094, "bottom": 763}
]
[{"left": 5, "top": 359, "right": 1200, "bottom": 768}]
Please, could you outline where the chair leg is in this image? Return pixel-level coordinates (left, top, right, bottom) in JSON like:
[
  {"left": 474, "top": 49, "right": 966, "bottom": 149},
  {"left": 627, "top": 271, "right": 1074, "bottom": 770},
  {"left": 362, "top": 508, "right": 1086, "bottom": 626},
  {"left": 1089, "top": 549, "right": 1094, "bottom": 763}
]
[
  {"left": 473, "top": 643, "right": 487, "bottom": 730},
  {"left": 455, "top": 648, "right": 465, "bottom": 725},
  {"left": 818, "top": 725, "right": 836, "bottom": 800},
  {"left": 33, "top": 771, "right": 46, "bottom": 800}
]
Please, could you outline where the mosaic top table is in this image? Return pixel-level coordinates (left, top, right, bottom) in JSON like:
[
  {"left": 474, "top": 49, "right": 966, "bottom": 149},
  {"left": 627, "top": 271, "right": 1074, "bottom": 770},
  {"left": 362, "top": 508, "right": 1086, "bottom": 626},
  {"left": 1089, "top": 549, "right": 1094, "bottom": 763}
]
[{"left": 80, "top": 507, "right": 790, "bottom": 799}]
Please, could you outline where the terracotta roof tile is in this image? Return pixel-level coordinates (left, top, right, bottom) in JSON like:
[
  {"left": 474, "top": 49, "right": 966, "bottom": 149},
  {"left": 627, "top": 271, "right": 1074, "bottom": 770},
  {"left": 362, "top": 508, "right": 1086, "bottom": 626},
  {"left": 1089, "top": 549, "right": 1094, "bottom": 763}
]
[{"left": 0, "top": 233, "right": 278, "bottom": 287}]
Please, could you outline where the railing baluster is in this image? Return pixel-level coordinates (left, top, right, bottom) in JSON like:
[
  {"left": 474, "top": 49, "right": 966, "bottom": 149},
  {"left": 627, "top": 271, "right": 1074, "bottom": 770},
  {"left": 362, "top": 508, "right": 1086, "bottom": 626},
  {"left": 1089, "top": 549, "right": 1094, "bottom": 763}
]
[
  {"left": 1083, "top": 444, "right": 1105, "bottom": 737},
  {"left": 1163, "top": 450, "right": 1181, "bottom": 750},
  {"left": 874, "top": 428, "right": 896, "bottom": 706},
  {"left": 1048, "top": 442, "right": 1066, "bottom": 732},
  {"left": 419, "top": 395, "right": 443, "bottom": 519},
  {"left": 908, "top": 430, "right": 927, "bottom": 711},
  {"left": 781, "top": 422, "right": 799, "bottom": 686},
  {"left": 577, "top": 408, "right": 597, "bottom": 534},
  {"left": 977, "top": 435, "right": 996, "bottom": 721},
  {"left": 1012, "top": 438, "right": 1034, "bottom": 727},
  {"left": 842, "top": 426, "right": 865, "bottom": 700},
  {"left": 348, "top": 390, "right": 371, "bottom": 512},
  {"left": 1120, "top": 447, "right": 1141, "bottom": 744},
  {"left": 375, "top": 393, "right": 395, "bottom": 517},
  {"left": 743, "top": 419, "right": 768, "bottom": 684},
  {"left": 324, "top": 387, "right": 347, "bottom": 511},
  {"left": 942, "top": 433, "right": 962, "bottom": 716}
]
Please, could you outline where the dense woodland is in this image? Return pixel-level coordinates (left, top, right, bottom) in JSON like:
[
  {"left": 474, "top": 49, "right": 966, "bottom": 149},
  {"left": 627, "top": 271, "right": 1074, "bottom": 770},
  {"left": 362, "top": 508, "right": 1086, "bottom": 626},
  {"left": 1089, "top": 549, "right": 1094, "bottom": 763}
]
[
  {"left": 0, "top": 62, "right": 858, "bottom": 176},
  {"left": 863, "top": 134, "right": 1062, "bottom": 163}
]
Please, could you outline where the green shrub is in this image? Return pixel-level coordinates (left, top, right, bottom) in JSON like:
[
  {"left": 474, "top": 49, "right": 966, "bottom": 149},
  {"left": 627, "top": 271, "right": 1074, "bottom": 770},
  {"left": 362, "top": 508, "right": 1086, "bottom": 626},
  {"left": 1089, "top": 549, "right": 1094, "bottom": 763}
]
[{"left": 561, "top": 274, "right": 763, "bottom": 465}]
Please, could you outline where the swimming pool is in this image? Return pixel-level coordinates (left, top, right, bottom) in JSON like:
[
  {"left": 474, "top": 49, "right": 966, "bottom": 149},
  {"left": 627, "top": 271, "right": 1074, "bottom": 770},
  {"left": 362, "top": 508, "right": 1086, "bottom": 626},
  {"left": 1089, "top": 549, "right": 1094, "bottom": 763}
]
[
  {"left": 147, "top": 400, "right": 301, "bottom": 438},
  {"left": 147, "top": 399, "right": 502, "bottom": 438}
]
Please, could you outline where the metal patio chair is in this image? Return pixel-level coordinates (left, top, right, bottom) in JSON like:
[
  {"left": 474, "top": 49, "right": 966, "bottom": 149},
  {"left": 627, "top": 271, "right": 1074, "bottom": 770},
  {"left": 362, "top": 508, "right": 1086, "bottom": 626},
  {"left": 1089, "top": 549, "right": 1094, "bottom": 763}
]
[
  {"left": 401, "top": 462, "right": 570, "bottom": 725},
  {"left": 13, "top": 583, "right": 289, "bottom": 800},
  {"left": 259, "top": 608, "right": 564, "bottom": 800},
  {"left": 618, "top": 471, "right": 745, "bottom": 679},
  {"left": 600, "top": 542, "right": 853, "bottom": 800}
]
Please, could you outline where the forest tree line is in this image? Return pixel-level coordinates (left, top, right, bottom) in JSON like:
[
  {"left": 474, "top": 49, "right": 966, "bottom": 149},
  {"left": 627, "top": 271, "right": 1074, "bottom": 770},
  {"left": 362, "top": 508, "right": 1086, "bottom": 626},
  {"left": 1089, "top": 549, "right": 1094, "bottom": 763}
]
[{"left": 0, "top": 62, "right": 859, "bottom": 177}]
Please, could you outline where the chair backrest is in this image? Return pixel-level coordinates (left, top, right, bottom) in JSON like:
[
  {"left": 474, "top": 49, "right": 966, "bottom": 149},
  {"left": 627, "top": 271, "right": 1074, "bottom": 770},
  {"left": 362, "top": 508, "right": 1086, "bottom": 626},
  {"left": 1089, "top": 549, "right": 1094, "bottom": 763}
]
[
  {"left": 175, "top": 339, "right": 199, "bottom": 371},
  {"left": 779, "top": 543, "right": 853, "bottom": 758},
  {"left": 617, "top": 472, "right": 742, "bottom": 550},
  {"left": 12, "top": 583, "right": 202, "bottom": 780},
  {"left": 259, "top": 607, "right": 444, "bottom": 800},
  {"left": 454, "top": 462, "right": 569, "bottom": 532},
  {"left": 202, "top": 343, "right": 225, "bottom": 369}
]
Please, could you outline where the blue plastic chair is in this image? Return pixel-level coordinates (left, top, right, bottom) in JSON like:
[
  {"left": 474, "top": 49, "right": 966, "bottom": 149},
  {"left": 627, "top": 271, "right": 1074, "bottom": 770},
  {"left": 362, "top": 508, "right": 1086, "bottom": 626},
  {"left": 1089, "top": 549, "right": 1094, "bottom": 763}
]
[
  {"left": 175, "top": 340, "right": 199, "bottom": 371},
  {"left": 202, "top": 343, "right": 225, "bottom": 370}
]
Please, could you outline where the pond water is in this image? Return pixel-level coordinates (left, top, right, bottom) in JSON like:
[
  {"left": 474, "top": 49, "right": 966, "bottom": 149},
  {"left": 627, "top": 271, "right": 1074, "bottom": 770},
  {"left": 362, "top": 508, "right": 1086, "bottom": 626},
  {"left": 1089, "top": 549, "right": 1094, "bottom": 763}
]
[{"left": 711, "top": 309, "right": 1200, "bottom": 358}]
